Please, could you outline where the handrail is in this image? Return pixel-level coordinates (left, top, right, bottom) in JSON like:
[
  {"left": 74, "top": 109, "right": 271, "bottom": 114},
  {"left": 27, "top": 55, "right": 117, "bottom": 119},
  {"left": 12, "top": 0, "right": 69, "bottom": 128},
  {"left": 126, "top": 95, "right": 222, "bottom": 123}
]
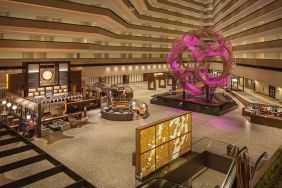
[
  {"left": 237, "top": 146, "right": 248, "bottom": 156},
  {"left": 251, "top": 152, "right": 268, "bottom": 179},
  {"left": 221, "top": 159, "right": 236, "bottom": 188},
  {"left": 221, "top": 146, "right": 248, "bottom": 188}
]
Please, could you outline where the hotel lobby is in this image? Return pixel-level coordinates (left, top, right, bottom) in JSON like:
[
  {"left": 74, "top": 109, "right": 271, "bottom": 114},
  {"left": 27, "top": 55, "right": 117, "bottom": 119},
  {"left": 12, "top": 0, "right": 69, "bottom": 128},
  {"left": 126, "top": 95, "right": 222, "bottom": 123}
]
[{"left": 0, "top": 0, "right": 282, "bottom": 188}]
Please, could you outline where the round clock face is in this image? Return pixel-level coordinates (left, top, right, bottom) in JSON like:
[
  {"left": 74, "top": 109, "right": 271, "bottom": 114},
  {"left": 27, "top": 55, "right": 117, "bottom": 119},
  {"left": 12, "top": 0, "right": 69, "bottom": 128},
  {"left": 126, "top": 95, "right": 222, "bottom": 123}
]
[{"left": 42, "top": 70, "right": 53, "bottom": 80}]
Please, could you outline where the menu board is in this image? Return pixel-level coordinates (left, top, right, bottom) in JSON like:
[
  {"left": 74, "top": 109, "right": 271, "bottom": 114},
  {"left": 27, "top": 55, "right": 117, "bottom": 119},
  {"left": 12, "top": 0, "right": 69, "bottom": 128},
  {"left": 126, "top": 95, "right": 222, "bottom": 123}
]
[{"left": 136, "top": 112, "right": 192, "bottom": 178}]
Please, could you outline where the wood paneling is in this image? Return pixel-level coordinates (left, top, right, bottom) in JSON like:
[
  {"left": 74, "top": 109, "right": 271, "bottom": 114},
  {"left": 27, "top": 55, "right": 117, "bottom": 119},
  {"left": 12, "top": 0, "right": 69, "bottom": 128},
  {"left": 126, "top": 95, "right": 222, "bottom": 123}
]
[
  {"left": 8, "top": 73, "right": 25, "bottom": 95},
  {"left": 70, "top": 70, "right": 81, "bottom": 93}
]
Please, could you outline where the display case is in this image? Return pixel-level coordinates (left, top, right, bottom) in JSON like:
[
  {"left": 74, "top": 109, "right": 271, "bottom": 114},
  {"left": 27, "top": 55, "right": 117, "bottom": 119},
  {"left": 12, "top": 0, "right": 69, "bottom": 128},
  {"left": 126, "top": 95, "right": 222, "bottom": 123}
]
[{"left": 27, "top": 85, "right": 68, "bottom": 98}]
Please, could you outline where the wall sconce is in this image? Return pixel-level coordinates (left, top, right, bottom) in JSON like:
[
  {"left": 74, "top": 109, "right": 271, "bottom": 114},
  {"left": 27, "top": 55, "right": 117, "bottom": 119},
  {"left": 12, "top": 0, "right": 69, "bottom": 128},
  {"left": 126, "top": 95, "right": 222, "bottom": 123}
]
[
  {"left": 7, "top": 102, "right": 12, "bottom": 108},
  {"left": 128, "top": 66, "right": 133, "bottom": 71}
]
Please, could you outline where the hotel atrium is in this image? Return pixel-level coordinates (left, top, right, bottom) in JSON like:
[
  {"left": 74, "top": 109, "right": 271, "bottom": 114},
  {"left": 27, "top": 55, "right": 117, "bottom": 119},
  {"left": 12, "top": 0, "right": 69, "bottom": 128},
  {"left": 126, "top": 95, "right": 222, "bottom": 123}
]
[{"left": 0, "top": 0, "right": 281, "bottom": 187}]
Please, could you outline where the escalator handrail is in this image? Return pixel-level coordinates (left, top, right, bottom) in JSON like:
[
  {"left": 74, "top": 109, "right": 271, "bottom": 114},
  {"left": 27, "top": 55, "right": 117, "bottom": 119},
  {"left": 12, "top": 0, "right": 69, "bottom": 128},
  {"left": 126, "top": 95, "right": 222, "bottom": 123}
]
[
  {"left": 237, "top": 146, "right": 248, "bottom": 156},
  {"left": 221, "top": 146, "right": 245, "bottom": 188},
  {"left": 221, "top": 158, "right": 236, "bottom": 188},
  {"left": 251, "top": 152, "right": 268, "bottom": 179}
]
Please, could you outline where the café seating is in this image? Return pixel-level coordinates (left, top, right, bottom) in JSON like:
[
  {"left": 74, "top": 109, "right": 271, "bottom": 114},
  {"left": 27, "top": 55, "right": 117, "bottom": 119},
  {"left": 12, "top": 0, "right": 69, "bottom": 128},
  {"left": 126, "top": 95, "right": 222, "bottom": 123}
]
[
  {"left": 101, "top": 107, "right": 134, "bottom": 121},
  {"left": 60, "top": 122, "right": 71, "bottom": 131},
  {"left": 68, "top": 116, "right": 81, "bottom": 128},
  {"left": 41, "top": 126, "right": 50, "bottom": 137},
  {"left": 81, "top": 116, "right": 88, "bottom": 124}
]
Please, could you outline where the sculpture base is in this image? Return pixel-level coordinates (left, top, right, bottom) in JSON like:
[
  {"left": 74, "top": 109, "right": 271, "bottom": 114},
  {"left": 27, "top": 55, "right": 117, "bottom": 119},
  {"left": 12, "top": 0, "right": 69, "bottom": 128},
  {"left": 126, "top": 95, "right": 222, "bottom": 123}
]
[{"left": 150, "top": 92, "right": 238, "bottom": 116}]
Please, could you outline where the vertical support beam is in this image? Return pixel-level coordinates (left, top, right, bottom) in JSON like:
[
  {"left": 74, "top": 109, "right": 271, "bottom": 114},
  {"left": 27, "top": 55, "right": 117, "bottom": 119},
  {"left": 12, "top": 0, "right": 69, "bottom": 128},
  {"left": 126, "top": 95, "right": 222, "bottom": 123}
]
[
  {"left": 36, "top": 103, "right": 41, "bottom": 138},
  {"left": 242, "top": 77, "right": 245, "bottom": 91},
  {"left": 172, "top": 78, "right": 176, "bottom": 91}
]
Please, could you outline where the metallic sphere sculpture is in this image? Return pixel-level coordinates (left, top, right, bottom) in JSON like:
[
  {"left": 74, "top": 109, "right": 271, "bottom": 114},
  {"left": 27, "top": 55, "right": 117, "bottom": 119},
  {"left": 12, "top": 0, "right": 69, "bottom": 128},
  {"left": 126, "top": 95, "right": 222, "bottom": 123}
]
[{"left": 167, "top": 29, "right": 235, "bottom": 95}]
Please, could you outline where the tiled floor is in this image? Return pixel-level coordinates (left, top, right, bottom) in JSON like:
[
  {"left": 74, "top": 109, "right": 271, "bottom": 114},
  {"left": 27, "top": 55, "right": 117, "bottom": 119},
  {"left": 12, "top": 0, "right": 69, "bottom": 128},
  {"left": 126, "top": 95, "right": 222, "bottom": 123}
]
[{"left": 3, "top": 82, "right": 281, "bottom": 188}]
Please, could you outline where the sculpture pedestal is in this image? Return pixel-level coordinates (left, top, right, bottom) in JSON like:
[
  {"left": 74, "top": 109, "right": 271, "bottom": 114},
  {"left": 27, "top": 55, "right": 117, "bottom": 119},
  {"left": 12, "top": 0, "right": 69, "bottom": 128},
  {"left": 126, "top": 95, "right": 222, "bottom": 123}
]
[{"left": 150, "top": 92, "right": 238, "bottom": 116}]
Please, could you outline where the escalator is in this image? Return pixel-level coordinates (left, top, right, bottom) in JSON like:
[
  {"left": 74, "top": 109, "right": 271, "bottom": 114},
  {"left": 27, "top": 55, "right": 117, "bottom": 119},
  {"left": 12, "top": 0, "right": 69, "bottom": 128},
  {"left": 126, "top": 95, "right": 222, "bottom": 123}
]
[
  {"left": 137, "top": 178, "right": 190, "bottom": 188},
  {"left": 137, "top": 144, "right": 239, "bottom": 188},
  {"left": 221, "top": 147, "right": 269, "bottom": 188}
]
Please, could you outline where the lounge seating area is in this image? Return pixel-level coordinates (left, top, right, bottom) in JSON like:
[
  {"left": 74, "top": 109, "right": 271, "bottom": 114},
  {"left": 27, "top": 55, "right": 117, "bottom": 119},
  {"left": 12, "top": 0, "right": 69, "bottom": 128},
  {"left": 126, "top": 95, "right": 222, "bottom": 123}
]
[
  {"left": 68, "top": 112, "right": 89, "bottom": 127},
  {"left": 101, "top": 106, "right": 134, "bottom": 121}
]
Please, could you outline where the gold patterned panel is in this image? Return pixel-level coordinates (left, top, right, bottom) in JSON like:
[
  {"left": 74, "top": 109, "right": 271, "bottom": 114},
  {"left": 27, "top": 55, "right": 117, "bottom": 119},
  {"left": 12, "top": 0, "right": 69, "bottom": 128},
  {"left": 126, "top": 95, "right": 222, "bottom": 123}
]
[
  {"left": 140, "top": 149, "right": 156, "bottom": 177},
  {"left": 137, "top": 112, "right": 192, "bottom": 178},
  {"left": 170, "top": 133, "right": 191, "bottom": 158},
  {"left": 187, "top": 113, "right": 192, "bottom": 132},
  {"left": 140, "top": 126, "right": 156, "bottom": 153},
  {"left": 169, "top": 115, "right": 189, "bottom": 140},
  {"left": 156, "top": 122, "right": 169, "bottom": 146},
  {"left": 180, "top": 145, "right": 192, "bottom": 156},
  {"left": 156, "top": 142, "right": 169, "bottom": 169}
]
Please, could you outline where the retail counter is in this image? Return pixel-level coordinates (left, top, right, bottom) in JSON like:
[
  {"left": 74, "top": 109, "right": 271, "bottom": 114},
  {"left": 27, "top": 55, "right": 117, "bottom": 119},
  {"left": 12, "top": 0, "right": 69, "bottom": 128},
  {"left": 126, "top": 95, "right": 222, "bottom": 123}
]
[
  {"left": 242, "top": 103, "right": 282, "bottom": 128},
  {"left": 250, "top": 115, "right": 282, "bottom": 129}
]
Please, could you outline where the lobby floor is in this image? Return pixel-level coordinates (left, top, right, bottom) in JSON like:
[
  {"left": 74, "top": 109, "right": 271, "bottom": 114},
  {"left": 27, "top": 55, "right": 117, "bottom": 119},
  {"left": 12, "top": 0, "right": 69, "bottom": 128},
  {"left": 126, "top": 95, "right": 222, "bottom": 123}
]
[{"left": 2, "top": 82, "right": 282, "bottom": 188}]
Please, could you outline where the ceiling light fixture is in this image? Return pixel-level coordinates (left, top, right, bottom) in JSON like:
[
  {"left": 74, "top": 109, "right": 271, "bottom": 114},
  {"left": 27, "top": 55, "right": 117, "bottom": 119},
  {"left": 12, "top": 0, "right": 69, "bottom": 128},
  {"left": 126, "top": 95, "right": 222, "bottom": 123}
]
[
  {"left": 7, "top": 102, "right": 12, "bottom": 108},
  {"left": 26, "top": 114, "right": 31, "bottom": 120},
  {"left": 1, "top": 100, "right": 7, "bottom": 105},
  {"left": 12, "top": 104, "right": 17, "bottom": 110}
]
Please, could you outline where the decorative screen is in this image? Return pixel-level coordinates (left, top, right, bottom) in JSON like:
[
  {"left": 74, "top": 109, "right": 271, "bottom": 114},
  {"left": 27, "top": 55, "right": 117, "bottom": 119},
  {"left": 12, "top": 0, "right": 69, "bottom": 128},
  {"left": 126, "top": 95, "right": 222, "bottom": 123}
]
[{"left": 136, "top": 112, "right": 192, "bottom": 178}]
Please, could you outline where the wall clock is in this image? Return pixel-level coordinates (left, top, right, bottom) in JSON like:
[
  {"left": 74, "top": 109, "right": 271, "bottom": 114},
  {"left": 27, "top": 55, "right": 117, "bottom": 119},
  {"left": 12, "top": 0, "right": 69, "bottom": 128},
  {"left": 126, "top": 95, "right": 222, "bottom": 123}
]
[{"left": 42, "top": 70, "right": 53, "bottom": 80}]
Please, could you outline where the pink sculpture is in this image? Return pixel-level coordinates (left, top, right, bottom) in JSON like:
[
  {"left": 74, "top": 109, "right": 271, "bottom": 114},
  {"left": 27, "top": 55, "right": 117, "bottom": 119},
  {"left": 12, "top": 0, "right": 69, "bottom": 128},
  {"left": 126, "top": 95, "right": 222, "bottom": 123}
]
[{"left": 167, "top": 29, "right": 235, "bottom": 95}]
